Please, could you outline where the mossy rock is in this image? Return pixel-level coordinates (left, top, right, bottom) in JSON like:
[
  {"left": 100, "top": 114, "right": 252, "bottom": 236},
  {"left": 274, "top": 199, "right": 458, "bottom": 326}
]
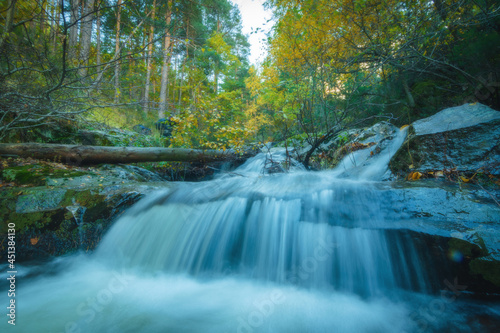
[
  {"left": 0, "top": 185, "right": 146, "bottom": 260},
  {"left": 1, "top": 164, "right": 90, "bottom": 186},
  {"left": 389, "top": 104, "right": 500, "bottom": 177},
  {"left": 470, "top": 258, "right": 500, "bottom": 287},
  {"left": 448, "top": 236, "right": 488, "bottom": 258}
]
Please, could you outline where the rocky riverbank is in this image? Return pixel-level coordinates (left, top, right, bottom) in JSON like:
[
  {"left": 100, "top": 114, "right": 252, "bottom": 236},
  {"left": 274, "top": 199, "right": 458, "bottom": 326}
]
[{"left": 1, "top": 103, "right": 499, "bottom": 295}]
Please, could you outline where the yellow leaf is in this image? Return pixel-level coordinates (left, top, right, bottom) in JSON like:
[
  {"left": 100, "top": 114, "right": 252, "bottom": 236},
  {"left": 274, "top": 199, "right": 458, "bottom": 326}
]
[
  {"left": 408, "top": 172, "right": 422, "bottom": 181},
  {"left": 400, "top": 124, "right": 409, "bottom": 130},
  {"left": 409, "top": 164, "right": 414, "bottom": 169},
  {"left": 460, "top": 176, "right": 470, "bottom": 183}
]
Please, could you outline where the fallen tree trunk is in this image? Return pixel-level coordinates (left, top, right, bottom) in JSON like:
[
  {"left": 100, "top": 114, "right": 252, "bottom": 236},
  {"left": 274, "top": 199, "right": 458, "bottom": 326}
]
[{"left": 0, "top": 143, "right": 245, "bottom": 165}]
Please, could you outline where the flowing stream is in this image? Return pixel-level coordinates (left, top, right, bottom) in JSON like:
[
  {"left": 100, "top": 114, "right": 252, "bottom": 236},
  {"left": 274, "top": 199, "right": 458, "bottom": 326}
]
[{"left": 2, "top": 129, "right": 499, "bottom": 332}]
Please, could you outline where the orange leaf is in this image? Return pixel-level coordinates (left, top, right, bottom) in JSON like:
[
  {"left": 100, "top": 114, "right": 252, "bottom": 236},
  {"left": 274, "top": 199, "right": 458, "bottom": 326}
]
[
  {"left": 30, "top": 237, "right": 39, "bottom": 245},
  {"left": 408, "top": 172, "right": 422, "bottom": 181}
]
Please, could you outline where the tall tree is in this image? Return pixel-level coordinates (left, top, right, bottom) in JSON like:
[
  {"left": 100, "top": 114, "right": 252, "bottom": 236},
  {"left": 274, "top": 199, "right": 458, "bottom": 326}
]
[
  {"left": 158, "top": 0, "right": 172, "bottom": 118},
  {"left": 78, "top": 0, "right": 95, "bottom": 77},
  {"left": 0, "top": 0, "right": 17, "bottom": 49},
  {"left": 68, "top": 0, "right": 80, "bottom": 62},
  {"left": 95, "top": 1, "right": 101, "bottom": 68},
  {"left": 143, "top": 0, "right": 156, "bottom": 114},
  {"left": 114, "top": 0, "right": 122, "bottom": 103}
]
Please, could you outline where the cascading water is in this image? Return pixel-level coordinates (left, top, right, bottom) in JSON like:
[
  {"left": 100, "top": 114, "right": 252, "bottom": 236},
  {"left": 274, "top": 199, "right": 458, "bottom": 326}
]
[
  {"left": 66, "top": 205, "right": 87, "bottom": 250},
  {"left": 2, "top": 128, "right": 499, "bottom": 333}
]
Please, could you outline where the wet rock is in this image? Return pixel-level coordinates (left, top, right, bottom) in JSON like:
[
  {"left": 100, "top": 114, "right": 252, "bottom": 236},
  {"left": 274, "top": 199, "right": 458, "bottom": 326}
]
[
  {"left": 330, "top": 122, "right": 405, "bottom": 180},
  {"left": 132, "top": 124, "right": 152, "bottom": 135},
  {"left": 390, "top": 103, "right": 500, "bottom": 176},
  {"left": 0, "top": 159, "right": 171, "bottom": 261},
  {"left": 155, "top": 118, "right": 176, "bottom": 137},
  {"left": 0, "top": 183, "right": 170, "bottom": 261},
  {"left": 77, "top": 128, "right": 157, "bottom": 147},
  {"left": 384, "top": 103, "right": 500, "bottom": 292},
  {"left": 378, "top": 180, "right": 500, "bottom": 293},
  {"left": 287, "top": 123, "right": 400, "bottom": 171}
]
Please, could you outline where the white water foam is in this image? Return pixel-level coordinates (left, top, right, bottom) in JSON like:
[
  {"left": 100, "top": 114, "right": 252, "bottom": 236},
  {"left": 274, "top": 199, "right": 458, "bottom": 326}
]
[{"left": 2, "top": 127, "right": 497, "bottom": 332}]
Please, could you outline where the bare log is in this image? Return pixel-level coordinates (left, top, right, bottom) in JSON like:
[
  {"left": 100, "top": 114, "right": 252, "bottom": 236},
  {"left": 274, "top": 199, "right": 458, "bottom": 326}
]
[{"left": 0, "top": 143, "right": 243, "bottom": 165}]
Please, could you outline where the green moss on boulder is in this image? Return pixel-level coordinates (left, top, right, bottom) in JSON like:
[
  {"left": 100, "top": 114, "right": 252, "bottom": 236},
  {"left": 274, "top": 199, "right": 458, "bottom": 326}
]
[{"left": 470, "top": 258, "right": 500, "bottom": 287}]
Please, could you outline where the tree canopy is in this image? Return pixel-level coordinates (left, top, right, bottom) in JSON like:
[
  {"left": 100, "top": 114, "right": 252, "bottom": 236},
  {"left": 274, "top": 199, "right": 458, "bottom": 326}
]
[{"left": 1, "top": 0, "right": 499, "bottom": 164}]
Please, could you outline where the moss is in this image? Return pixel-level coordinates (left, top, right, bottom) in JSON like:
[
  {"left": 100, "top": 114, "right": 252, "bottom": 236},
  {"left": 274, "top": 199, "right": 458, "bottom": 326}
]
[
  {"left": 0, "top": 187, "right": 107, "bottom": 235},
  {"left": 470, "top": 258, "right": 500, "bottom": 287},
  {"left": 1, "top": 165, "right": 47, "bottom": 186},
  {"left": 389, "top": 130, "right": 426, "bottom": 175},
  {"left": 61, "top": 189, "right": 102, "bottom": 206},
  {"left": 1, "top": 164, "right": 90, "bottom": 186},
  {"left": 357, "top": 132, "right": 376, "bottom": 142},
  {"left": 0, "top": 210, "right": 65, "bottom": 234},
  {"left": 0, "top": 182, "right": 144, "bottom": 260},
  {"left": 448, "top": 237, "right": 488, "bottom": 258},
  {"left": 60, "top": 189, "right": 109, "bottom": 221}
]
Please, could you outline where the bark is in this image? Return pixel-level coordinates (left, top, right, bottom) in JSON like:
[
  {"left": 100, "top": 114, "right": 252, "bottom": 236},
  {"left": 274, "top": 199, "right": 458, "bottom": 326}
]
[
  {"left": 0, "top": 143, "right": 243, "bottom": 165},
  {"left": 302, "top": 128, "right": 341, "bottom": 169},
  {"left": 39, "top": 0, "right": 47, "bottom": 33},
  {"left": 158, "top": 0, "right": 172, "bottom": 118},
  {"left": 78, "top": 0, "right": 95, "bottom": 77},
  {"left": 52, "top": 0, "right": 62, "bottom": 53},
  {"left": 143, "top": 0, "right": 156, "bottom": 114},
  {"left": 0, "top": 0, "right": 17, "bottom": 49},
  {"left": 402, "top": 76, "right": 415, "bottom": 108},
  {"left": 96, "top": 6, "right": 101, "bottom": 68},
  {"left": 114, "top": 0, "right": 122, "bottom": 103},
  {"left": 178, "top": 60, "right": 184, "bottom": 108},
  {"left": 68, "top": 0, "right": 79, "bottom": 61}
]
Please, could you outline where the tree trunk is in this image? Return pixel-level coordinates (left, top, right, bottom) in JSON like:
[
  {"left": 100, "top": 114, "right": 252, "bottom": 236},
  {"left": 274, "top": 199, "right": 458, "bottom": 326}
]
[
  {"left": 114, "top": 0, "right": 122, "bottom": 103},
  {"left": 78, "top": 0, "right": 95, "bottom": 77},
  {"left": 96, "top": 6, "right": 101, "bottom": 68},
  {"left": 38, "top": 0, "right": 46, "bottom": 33},
  {"left": 0, "top": 143, "right": 243, "bottom": 165},
  {"left": 0, "top": 0, "right": 17, "bottom": 49},
  {"left": 158, "top": 0, "right": 172, "bottom": 118},
  {"left": 402, "top": 76, "right": 415, "bottom": 108},
  {"left": 68, "top": 0, "right": 80, "bottom": 62},
  {"left": 52, "top": 0, "right": 62, "bottom": 53},
  {"left": 143, "top": 0, "right": 156, "bottom": 114},
  {"left": 178, "top": 61, "right": 184, "bottom": 108}
]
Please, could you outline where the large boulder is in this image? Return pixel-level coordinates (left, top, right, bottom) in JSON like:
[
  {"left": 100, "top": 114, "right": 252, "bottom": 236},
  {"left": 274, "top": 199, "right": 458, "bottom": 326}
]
[
  {"left": 378, "top": 180, "right": 500, "bottom": 293},
  {"left": 386, "top": 103, "right": 500, "bottom": 292},
  {"left": 390, "top": 103, "right": 500, "bottom": 176},
  {"left": 0, "top": 160, "right": 170, "bottom": 261},
  {"left": 286, "top": 122, "right": 403, "bottom": 172}
]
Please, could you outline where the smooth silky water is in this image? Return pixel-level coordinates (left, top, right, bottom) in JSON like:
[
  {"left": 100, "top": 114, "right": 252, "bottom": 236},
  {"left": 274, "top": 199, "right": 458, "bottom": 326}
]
[{"left": 2, "top": 129, "right": 499, "bottom": 332}]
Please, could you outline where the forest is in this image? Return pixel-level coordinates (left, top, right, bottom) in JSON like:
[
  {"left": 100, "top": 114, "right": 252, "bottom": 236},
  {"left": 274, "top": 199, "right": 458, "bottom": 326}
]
[
  {"left": 1, "top": 1, "right": 500, "bottom": 332},
  {"left": 1, "top": 0, "right": 498, "bottom": 160}
]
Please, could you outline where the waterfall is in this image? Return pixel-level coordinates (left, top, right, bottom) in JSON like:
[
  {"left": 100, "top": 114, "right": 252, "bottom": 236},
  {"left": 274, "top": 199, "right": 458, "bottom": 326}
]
[
  {"left": 2, "top": 128, "right": 495, "bottom": 333},
  {"left": 96, "top": 174, "right": 430, "bottom": 297}
]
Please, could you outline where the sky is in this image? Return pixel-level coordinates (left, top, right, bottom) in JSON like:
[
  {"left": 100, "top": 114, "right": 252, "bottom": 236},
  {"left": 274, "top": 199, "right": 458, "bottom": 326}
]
[{"left": 231, "top": 0, "right": 273, "bottom": 65}]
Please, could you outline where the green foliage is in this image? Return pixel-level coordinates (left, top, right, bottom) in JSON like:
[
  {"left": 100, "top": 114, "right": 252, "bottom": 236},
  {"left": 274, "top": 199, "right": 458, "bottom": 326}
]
[
  {"left": 264, "top": 0, "right": 500, "bottom": 137},
  {"left": 0, "top": 0, "right": 270, "bottom": 151}
]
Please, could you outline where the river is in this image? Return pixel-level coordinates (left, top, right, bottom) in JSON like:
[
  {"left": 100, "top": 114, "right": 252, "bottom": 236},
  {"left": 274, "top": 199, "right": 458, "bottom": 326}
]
[{"left": 1, "top": 129, "right": 499, "bottom": 332}]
